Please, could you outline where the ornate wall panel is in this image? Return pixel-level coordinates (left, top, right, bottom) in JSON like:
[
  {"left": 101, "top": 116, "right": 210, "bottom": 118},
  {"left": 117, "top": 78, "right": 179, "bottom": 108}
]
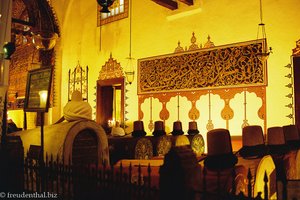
[
  {"left": 137, "top": 38, "right": 268, "bottom": 133},
  {"left": 138, "top": 39, "right": 267, "bottom": 94}
]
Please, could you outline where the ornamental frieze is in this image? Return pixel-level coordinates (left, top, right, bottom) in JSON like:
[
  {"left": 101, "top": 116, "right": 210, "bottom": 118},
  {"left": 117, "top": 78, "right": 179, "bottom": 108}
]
[{"left": 138, "top": 39, "right": 267, "bottom": 94}]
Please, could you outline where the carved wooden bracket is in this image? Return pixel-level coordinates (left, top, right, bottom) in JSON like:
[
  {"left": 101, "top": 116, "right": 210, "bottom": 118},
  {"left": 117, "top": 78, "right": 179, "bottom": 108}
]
[
  {"left": 152, "top": 0, "right": 194, "bottom": 10},
  {"left": 152, "top": 0, "right": 178, "bottom": 10},
  {"left": 178, "top": 0, "right": 194, "bottom": 6}
]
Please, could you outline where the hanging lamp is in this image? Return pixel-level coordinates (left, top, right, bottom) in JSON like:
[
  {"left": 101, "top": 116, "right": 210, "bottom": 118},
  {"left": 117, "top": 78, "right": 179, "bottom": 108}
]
[
  {"left": 97, "top": 0, "right": 115, "bottom": 13},
  {"left": 125, "top": 0, "right": 135, "bottom": 84},
  {"left": 3, "top": 42, "right": 16, "bottom": 59},
  {"left": 31, "top": 1, "right": 58, "bottom": 51},
  {"left": 256, "top": 0, "right": 272, "bottom": 62}
]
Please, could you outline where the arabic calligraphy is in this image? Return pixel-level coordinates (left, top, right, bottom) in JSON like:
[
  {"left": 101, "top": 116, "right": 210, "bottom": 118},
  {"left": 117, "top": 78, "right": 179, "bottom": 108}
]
[{"left": 138, "top": 40, "right": 266, "bottom": 94}]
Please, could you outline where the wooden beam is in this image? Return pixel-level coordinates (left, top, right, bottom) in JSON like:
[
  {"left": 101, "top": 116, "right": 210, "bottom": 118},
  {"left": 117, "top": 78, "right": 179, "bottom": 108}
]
[
  {"left": 11, "top": 28, "right": 32, "bottom": 36},
  {"left": 152, "top": 0, "right": 178, "bottom": 10},
  {"left": 12, "top": 18, "right": 35, "bottom": 27},
  {"left": 178, "top": 0, "right": 194, "bottom": 6}
]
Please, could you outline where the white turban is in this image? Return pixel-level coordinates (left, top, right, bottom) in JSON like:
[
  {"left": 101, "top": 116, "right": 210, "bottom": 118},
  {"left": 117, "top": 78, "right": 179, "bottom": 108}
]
[{"left": 63, "top": 91, "right": 92, "bottom": 121}]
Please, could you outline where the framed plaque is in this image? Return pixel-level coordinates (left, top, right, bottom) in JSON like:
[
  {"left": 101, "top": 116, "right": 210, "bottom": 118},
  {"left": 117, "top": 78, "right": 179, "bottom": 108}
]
[{"left": 24, "top": 67, "right": 52, "bottom": 112}]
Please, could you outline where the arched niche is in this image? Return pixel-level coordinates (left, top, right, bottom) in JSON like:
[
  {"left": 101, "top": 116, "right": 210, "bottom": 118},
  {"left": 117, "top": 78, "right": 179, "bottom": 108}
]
[
  {"left": 96, "top": 54, "right": 125, "bottom": 133},
  {"left": 8, "top": 0, "right": 60, "bottom": 128}
]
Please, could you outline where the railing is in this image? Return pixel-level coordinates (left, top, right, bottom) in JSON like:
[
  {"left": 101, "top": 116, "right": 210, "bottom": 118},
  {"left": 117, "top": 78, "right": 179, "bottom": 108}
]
[
  {"left": 193, "top": 168, "right": 269, "bottom": 200},
  {"left": 1, "top": 151, "right": 298, "bottom": 200},
  {"left": 21, "top": 154, "right": 159, "bottom": 200}
]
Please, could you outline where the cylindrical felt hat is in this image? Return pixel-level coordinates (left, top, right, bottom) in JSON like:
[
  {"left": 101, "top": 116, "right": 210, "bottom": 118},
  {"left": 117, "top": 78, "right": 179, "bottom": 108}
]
[
  {"left": 152, "top": 121, "right": 166, "bottom": 137},
  {"left": 283, "top": 124, "right": 300, "bottom": 149},
  {"left": 267, "top": 127, "right": 285, "bottom": 145},
  {"left": 239, "top": 125, "right": 268, "bottom": 158},
  {"left": 132, "top": 120, "right": 146, "bottom": 137},
  {"left": 206, "top": 128, "right": 233, "bottom": 156},
  {"left": 187, "top": 121, "right": 199, "bottom": 135},
  {"left": 267, "top": 126, "right": 289, "bottom": 155},
  {"left": 171, "top": 121, "right": 184, "bottom": 135},
  {"left": 283, "top": 124, "right": 300, "bottom": 142},
  {"left": 242, "top": 125, "right": 265, "bottom": 147},
  {"left": 204, "top": 128, "right": 237, "bottom": 170}
]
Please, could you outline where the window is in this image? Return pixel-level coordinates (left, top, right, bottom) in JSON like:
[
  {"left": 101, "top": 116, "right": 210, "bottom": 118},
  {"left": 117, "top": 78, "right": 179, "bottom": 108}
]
[{"left": 97, "top": 0, "right": 129, "bottom": 26}]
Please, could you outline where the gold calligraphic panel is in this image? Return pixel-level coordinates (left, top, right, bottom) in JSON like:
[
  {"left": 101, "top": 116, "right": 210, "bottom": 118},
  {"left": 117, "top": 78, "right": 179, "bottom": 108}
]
[{"left": 138, "top": 39, "right": 267, "bottom": 94}]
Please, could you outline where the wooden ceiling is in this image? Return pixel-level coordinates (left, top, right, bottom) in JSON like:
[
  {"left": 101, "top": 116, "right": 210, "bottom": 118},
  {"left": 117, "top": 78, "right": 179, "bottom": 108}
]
[{"left": 152, "top": 0, "right": 194, "bottom": 10}]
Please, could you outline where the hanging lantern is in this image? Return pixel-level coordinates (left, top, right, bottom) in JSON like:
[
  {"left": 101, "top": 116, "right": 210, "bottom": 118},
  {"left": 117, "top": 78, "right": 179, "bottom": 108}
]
[
  {"left": 32, "top": 31, "right": 58, "bottom": 51},
  {"left": 97, "top": 0, "right": 115, "bottom": 13},
  {"left": 125, "top": 0, "right": 135, "bottom": 85},
  {"left": 3, "top": 42, "right": 16, "bottom": 60},
  {"left": 256, "top": 0, "right": 272, "bottom": 62},
  {"left": 31, "top": 1, "right": 58, "bottom": 51},
  {"left": 125, "top": 57, "right": 135, "bottom": 84}
]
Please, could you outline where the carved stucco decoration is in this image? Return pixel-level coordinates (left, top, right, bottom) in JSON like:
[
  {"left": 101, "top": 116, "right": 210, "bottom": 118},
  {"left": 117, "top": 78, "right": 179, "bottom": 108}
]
[
  {"left": 139, "top": 39, "right": 266, "bottom": 94},
  {"left": 138, "top": 39, "right": 268, "bottom": 132},
  {"left": 180, "top": 91, "right": 205, "bottom": 120},
  {"left": 138, "top": 93, "right": 173, "bottom": 121},
  {"left": 203, "top": 35, "right": 215, "bottom": 48},
  {"left": 98, "top": 53, "right": 125, "bottom": 80},
  {"left": 174, "top": 33, "right": 213, "bottom": 53},
  {"left": 188, "top": 32, "right": 199, "bottom": 51},
  {"left": 174, "top": 41, "right": 185, "bottom": 53},
  {"left": 211, "top": 88, "right": 243, "bottom": 129},
  {"left": 247, "top": 86, "right": 266, "bottom": 120}
]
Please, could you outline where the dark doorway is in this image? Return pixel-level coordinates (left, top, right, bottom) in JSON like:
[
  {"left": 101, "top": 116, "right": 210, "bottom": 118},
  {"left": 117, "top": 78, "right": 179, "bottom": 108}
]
[
  {"left": 293, "top": 56, "right": 300, "bottom": 130},
  {"left": 96, "top": 77, "right": 125, "bottom": 133}
]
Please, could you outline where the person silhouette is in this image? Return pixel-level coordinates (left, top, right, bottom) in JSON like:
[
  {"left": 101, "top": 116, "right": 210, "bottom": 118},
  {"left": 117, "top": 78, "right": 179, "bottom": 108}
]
[{"left": 55, "top": 90, "right": 92, "bottom": 123}]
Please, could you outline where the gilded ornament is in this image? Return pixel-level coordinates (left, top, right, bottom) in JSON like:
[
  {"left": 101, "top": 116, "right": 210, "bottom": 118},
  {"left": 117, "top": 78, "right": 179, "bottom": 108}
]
[
  {"left": 206, "top": 119, "right": 214, "bottom": 131},
  {"left": 188, "top": 107, "right": 200, "bottom": 120},
  {"left": 148, "top": 120, "right": 154, "bottom": 131},
  {"left": 203, "top": 35, "right": 215, "bottom": 48},
  {"left": 174, "top": 41, "right": 184, "bottom": 53},
  {"left": 188, "top": 32, "right": 199, "bottom": 51},
  {"left": 221, "top": 99, "right": 234, "bottom": 120},
  {"left": 157, "top": 136, "right": 172, "bottom": 156},
  {"left": 138, "top": 40, "right": 266, "bottom": 94},
  {"left": 134, "top": 138, "right": 153, "bottom": 159},
  {"left": 191, "top": 134, "right": 205, "bottom": 156}
]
